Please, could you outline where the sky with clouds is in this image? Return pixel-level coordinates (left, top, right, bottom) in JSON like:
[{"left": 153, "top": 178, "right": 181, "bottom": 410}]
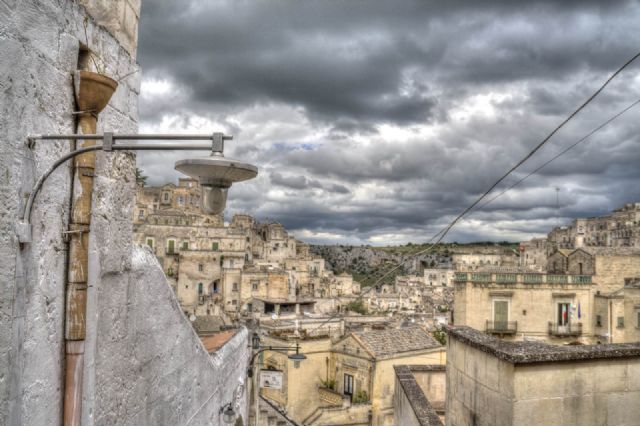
[{"left": 136, "top": 0, "right": 640, "bottom": 245}]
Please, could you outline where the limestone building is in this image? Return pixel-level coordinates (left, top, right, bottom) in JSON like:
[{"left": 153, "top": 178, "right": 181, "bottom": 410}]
[
  {"left": 133, "top": 179, "right": 355, "bottom": 319},
  {"left": 258, "top": 327, "right": 446, "bottom": 426},
  {"left": 547, "top": 201, "right": 640, "bottom": 249}
]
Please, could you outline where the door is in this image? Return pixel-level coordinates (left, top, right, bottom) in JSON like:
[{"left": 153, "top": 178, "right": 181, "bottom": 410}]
[
  {"left": 558, "top": 303, "right": 570, "bottom": 327},
  {"left": 494, "top": 300, "right": 508, "bottom": 330},
  {"left": 343, "top": 374, "right": 354, "bottom": 400}
]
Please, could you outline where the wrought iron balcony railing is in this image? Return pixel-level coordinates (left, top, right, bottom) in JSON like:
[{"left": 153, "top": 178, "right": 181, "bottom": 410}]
[
  {"left": 548, "top": 322, "right": 582, "bottom": 336},
  {"left": 486, "top": 320, "right": 517, "bottom": 334}
]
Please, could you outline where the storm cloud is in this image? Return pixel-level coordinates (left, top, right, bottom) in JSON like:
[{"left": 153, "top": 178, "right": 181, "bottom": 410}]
[{"left": 136, "top": 0, "right": 640, "bottom": 244}]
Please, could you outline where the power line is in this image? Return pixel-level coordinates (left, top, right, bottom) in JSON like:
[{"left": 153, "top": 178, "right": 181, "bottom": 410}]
[
  {"left": 474, "top": 97, "right": 640, "bottom": 212},
  {"left": 305, "top": 51, "right": 640, "bottom": 333}
]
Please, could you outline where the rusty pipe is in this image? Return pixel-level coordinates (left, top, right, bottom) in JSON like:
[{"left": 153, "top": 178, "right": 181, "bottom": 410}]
[{"left": 63, "top": 71, "right": 117, "bottom": 426}]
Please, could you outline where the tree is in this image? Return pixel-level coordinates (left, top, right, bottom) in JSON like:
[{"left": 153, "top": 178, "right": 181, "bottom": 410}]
[{"left": 135, "top": 167, "right": 148, "bottom": 187}]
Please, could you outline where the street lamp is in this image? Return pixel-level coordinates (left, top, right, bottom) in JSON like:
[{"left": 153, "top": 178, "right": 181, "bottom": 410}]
[
  {"left": 16, "top": 132, "right": 257, "bottom": 243},
  {"left": 247, "top": 333, "right": 306, "bottom": 377},
  {"left": 175, "top": 133, "right": 257, "bottom": 215},
  {"left": 219, "top": 402, "right": 236, "bottom": 424}
]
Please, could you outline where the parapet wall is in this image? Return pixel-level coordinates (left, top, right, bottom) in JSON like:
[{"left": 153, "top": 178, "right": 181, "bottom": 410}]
[{"left": 445, "top": 326, "right": 640, "bottom": 426}]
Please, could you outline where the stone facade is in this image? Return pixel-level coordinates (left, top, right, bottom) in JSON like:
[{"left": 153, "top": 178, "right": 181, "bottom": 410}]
[
  {"left": 547, "top": 202, "right": 640, "bottom": 249},
  {"left": 259, "top": 327, "right": 446, "bottom": 426},
  {"left": 445, "top": 326, "right": 640, "bottom": 426},
  {"left": 133, "top": 180, "right": 356, "bottom": 320},
  {"left": 453, "top": 271, "right": 595, "bottom": 343}
]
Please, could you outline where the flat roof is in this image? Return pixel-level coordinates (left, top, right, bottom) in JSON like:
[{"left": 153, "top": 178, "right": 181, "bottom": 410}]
[{"left": 445, "top": 325, "right": 640, "bottom": 364}]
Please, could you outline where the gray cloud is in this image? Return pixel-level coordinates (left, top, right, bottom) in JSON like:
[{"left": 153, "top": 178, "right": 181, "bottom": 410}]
[{"left": 136, "top": 0, "right": 640, "bottom": 244}]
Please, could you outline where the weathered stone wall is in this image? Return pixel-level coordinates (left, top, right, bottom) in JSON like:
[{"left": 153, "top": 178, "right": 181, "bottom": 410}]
[
  {"left": 445, "top": 337, "right": 515, "bottom": 426},
  {"left": 0, "top": 1, "right": 139, "bottom": 424},
  {"left": 595, "top": 254, "right": 640, "bottom": 293},
  {"left": 446, "top": 326, "right": 640, "bottom": 426}
]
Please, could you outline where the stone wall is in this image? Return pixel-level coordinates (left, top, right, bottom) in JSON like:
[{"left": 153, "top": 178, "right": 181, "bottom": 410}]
[
  {"left": 393, "top": 366, "right": 444, "bottom": 426},
  {"left": 446, "top": 326, "right": 640, "bottom": 426},
  {"left": 1, "top": 2, "right": 251, "bottom": 425},
  {"left": 0, "top": 1, "right": 139, "bottom": 424}
]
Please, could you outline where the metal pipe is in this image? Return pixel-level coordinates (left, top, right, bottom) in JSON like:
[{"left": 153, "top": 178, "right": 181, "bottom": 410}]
[{"left": 30, "top": 133, "right": 233, "bottom": 141}]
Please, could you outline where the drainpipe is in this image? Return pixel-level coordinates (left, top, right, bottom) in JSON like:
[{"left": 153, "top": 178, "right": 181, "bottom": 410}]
[{"left": 64, "top": 70, "right": 117, "bottom": 426}]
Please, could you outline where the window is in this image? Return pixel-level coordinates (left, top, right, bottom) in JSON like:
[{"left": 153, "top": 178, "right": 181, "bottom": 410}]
[
  {"left": 232, "top": 300, "right": 237, "bottom": 305},
  {"left": 163, "top": 192, "right": 169, "bottom": 201},
  {"left": 617, "top": 316, "right": 624, "bottom": 328},
  {"left": 138, "top": 210, "right": 144, "bottom": 219},
  {"left": 232, "top": 283, "right": 238, "bottom": 292},
  {"left": 637, "top": 311, "right": 640, "bottom": 328},
  {"left": 252, "top": 282, "right": 258, "bottom": 291},
  {"left": 167, "top": 239, "right": 176, "bottom": 254},
  {"left": 177, "top": 196, "right": 184, "bottom": 205},
  {"left": 596, "top": 315, "right": 602, "bottom": 327},
  {"left": 343, "top": 374, "right": 354, "bottom": 399},
  {"left": 146, "top": 238, "right": 154, "bottom": 248},
  {"left": 212, "top": 242, "right": 219, "bottom": 251},
  {"left": 212, "top": 281, "right": 219, "bottom": 294},
  {"left": 198, "top": 264, "right": 204, "bottom": 272},
  {"left": 182, "top": 241, "right": 189, "bottom": 250},
  {"left": 198, "top": 283, "right": 203, "bottom": 295},
  {"left": 557, "top": 303, "right": 570, "bottom": 326}
]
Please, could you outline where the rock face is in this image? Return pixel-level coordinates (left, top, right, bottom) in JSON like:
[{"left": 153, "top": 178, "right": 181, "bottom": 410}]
[{"left": 311, "top": 245, "right": 449, "bottom": 286}]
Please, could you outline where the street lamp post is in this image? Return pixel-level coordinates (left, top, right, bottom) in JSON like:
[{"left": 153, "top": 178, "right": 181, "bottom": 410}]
[{"left": 248, "top": 332, "right": 307, "bottom": 425}]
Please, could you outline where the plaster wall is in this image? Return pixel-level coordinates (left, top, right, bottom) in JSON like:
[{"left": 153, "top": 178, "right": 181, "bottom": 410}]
[
  {"left": 510, "top": 359, "right": 640, "bottom": 426},
  {"left": 454, "top": 282, "right": 594, "bottom": 342},
  {"left": 0, "top": 1, "right": 139, "bottom": 424},
  {"left": 445, "top": 338, "right": 515, "bottom": 426}
]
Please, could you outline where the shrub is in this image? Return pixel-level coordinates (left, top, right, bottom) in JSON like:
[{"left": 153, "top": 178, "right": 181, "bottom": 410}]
[
  {"left": 320, "top": 378, "right": 336, "bottom": 390},
  {"left": 353, "top": 390, "right": 369, "bottom": 403}
]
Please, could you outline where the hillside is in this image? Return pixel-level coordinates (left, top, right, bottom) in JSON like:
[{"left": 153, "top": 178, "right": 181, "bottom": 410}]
[{"left": 311, "top": 242, "right": 518, "bottom": 287}]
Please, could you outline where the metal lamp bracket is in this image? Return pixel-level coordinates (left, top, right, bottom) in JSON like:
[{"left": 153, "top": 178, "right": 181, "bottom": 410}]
[{"left": 16, "top": 132, "right": 234, "bottom": 244}]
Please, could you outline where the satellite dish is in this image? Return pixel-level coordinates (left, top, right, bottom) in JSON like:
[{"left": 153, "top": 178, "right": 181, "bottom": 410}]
[
  {"left": 271, "top": 313, "right": 278, "bottom": 320},
  {"left": 189, "top": 314, "right": 196, "bottom": 322}
]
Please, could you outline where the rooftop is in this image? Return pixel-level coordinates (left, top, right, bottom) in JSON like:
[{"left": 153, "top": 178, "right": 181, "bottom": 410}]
[
  {"left": 353, "top": 326, "right": 440, "bottom": 358},
  {"left": 446, "top": 325, "right": 640, "bottom": 364},
  {"left": 200, "top": 329, "right": 240, "bottom": 354}
]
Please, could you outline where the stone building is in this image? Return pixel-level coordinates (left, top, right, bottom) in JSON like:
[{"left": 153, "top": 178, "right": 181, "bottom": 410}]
[
  {"left": 443, "top": 326, "right": 640, "bottom": 426},
  {"left": 0, "top": 2, "right": 250, "bottom": 425},
  {"left": 133, "top": 179, "right": 354, "bottom": 319},
  {"left": 593, "top": 278, "right": 640, "bottom": 344},
  {"left": 547, "top": 202, "right": 640, "bottom": 249},
  {"left": 257, "top": 327, "right": 446, "bottom": 426},
  {"left": 453, "top": 269, "right": 595, "bottom": 344}
]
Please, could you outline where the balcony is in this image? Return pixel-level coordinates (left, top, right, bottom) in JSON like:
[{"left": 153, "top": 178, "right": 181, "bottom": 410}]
[
  {"left": 318, "top": 387, "right": 343, "bottom": 406},
  {"left": 470, "top": 273, "right": 491, "bottom": 283},
  {"left": 523, "top": 274, "right": 543, "bottom": 284},
  {"left": 495, "top": 273, "right": 517, "bottom": 284},
  {"left": 454, "top": 273, "right": 468, "bottom": 283},
  {"left": 547, "top": 274, "right": 568, "bottom": 284},
  {"left": 486, "top": 320, "right": 517, "bottom": 335},
  {"left": 573, "top": 275, "right": 592, "bottom": 284},
  {"left": 548, "top": 322, "right": 582, "bottom": 336}
]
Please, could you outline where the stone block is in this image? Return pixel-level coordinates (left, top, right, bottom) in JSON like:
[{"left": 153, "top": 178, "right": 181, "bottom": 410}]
[
  {"left": 606, "top": 391, "right": 640, "bottom": 425},
  {"left": 593, "top": 362, "right": 628, "bottom": 393},
  {"left": 512, "top": 398, "right": 563, "bottom": 426}
]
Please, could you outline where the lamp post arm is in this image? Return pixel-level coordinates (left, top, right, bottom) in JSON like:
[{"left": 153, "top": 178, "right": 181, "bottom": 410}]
[{"left": 16, "top": 140, "right": 213, "bottom": 243}]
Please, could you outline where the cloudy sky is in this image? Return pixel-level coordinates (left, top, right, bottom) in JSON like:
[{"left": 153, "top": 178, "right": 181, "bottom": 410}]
[{"left": 136, "top": 0, "right": 640, "bottom": 245}]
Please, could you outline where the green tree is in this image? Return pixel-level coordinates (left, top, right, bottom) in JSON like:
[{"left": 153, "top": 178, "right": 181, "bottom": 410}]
[{"left": 135, "top": 167, "right": 148, "bottom": 187}]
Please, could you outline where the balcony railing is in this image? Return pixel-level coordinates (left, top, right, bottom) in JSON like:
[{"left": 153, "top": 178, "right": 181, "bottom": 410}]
[
  {"left": 454, "top": 272, "right": 594, "bottom": 285},
  {"left": 522, "top": 274, "right": 543, "bottom": 284},
  {"left": 495, "top": 273, "right": 517, "bottom": 284},
  {"left": 454, "top": 273, "right": 468, "bottom": 282},
  {"left": 548, "top": 322, "right": 582, "bottom": 336},
  {"left": 573, "top": 275, "right": 592, "bottom": 284},
  {"left": 470, "top": 273, "right": 491, "bottom": 283},
  {"left": 486, "top": 320, "right": 517, "bottom": 334}
]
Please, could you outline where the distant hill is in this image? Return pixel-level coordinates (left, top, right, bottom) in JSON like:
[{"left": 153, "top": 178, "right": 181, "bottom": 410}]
[{"left": 311, "top": 242, "right": 518, "bottom": 287}]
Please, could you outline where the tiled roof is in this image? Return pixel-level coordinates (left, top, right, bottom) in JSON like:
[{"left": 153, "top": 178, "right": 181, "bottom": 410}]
[
  {"left": 200, "top": 329, "right": 239, "bottom": 354},
  {"left": 353, "top": 327, "right": 440, "bottom": 358}
]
